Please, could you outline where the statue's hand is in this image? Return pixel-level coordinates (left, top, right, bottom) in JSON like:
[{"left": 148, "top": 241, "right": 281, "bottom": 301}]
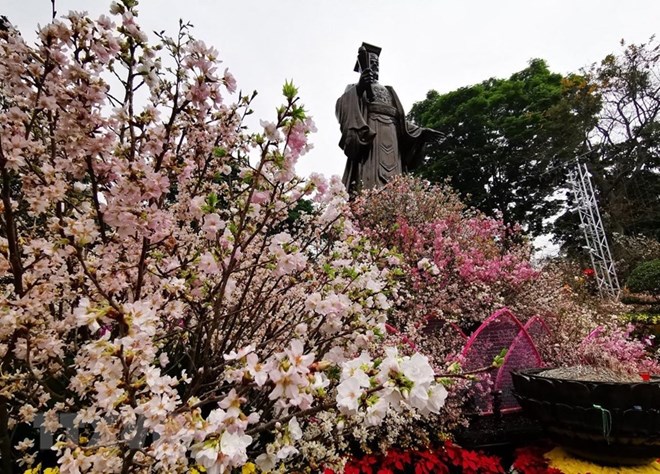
[
  {"left": 357, "top": 68, "right": 376, "bottom": 96},
  {"left": 422, "top": 128, "right": 446, "bottom": 144}
]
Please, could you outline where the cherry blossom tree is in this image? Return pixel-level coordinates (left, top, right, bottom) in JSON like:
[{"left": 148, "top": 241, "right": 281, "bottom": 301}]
[{"left": 0, "top": 3, "right": 447, "bottom": 472}]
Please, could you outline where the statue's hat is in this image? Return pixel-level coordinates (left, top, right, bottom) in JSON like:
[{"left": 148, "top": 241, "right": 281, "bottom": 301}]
[{"left": 354, "top": 42, "right": 381, "bottom": 72}]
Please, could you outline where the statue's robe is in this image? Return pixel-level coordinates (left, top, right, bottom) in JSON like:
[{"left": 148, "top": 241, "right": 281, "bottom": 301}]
[{"left": 336, "top": 83, "right": 426, "bottom": 194}]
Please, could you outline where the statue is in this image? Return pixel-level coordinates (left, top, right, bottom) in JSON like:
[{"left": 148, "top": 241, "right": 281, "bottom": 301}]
[{"left": 336, "top": 42, "right": 443, "bottom": 194}]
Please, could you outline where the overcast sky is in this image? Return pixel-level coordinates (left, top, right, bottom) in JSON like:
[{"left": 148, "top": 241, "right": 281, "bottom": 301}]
[{"left": 6, "top": 0, "right": 660, "bottom": 182}]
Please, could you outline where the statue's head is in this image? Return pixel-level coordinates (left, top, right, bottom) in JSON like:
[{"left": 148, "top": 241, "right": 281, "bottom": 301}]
[{"left": 354, "top": 42, "right": 381, "bottom": 81}]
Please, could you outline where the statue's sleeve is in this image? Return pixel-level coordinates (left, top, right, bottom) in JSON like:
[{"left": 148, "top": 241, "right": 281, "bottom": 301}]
[
  {"left": 336, "top": 85, "right": 376, "bottom": 160},
  {"left": 388, "top": 86, "right": 427, "bottom": 171}
]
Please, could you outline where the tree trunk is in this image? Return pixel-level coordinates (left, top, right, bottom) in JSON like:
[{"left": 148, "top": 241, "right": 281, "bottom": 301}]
[{"left": 0, "top": 397, "right": 12, "bottom": 474}]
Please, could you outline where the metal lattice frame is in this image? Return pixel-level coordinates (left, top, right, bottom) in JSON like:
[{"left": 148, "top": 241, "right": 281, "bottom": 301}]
[{"left": 568, "top": 161, "right": 620, "bottom": 298}]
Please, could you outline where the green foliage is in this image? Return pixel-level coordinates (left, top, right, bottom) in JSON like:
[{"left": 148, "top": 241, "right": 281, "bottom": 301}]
[
  {"left": 287, "top": 198, "right": 313, "bottom": 223},
  {"left": 621, "top": 312, "right": 660, "bottom": 325},
  {"left": 492, "top": 348, "right": 507, "bottom": 368},
  {"left": 268, "top": 198, "right": 315, "bottom": 237},
  {"left": 203, "top": 192, "right": 219, "bottom": 212},
  {"left": 291, "top": 103, "right": 306, "bottom": 121},
  {"left": 282, "top": 79, "right": 298, "bottom": 101},
  {"left": 626, "top": 259, "right": 660, "bottom": 295},
  {"left": 410, "top": 59, "right": 599, "bottom": 237}
]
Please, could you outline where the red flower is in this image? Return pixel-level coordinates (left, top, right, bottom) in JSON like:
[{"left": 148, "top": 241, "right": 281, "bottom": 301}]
[
  {"left": 442, "top": 440, "right": 504, "bottom": 474},
  {"left": 382, "top": 449, "right": 412, "bottom": 470},
  {"left": 512, "top": 446, "right": 561, "bottom": 474},
  {"left": 583, "top": 268, "right": 595, "bottom": 277},
  {"left": 336, "top": 441, "right": 508, "bottom": 474},
  {"left": 415, "top": 449, "right": 449, "bottom": 474}
]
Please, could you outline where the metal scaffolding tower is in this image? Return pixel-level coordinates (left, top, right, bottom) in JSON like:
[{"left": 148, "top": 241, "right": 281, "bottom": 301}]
[{"left": 567, "top": 161, "right": 620, "bottom": 298}]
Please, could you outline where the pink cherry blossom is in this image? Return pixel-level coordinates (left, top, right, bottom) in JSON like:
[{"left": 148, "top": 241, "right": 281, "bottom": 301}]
[{"left": 202, "top": 213, "right": 226, "bottom": 240}]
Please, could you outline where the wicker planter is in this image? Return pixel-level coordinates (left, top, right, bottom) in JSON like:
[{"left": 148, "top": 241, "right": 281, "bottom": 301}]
[{"left": 512, "top": 368, "right": 660, "bottom": 465}]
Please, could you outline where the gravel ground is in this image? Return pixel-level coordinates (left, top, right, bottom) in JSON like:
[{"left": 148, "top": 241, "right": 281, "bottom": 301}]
[{"left": 539, "top": 366, "right": 644, "bottom": 382}]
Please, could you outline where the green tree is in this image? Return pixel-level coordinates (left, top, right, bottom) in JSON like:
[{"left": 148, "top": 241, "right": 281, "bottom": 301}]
[
  {"left": 553, "top": 38, "right": 660, "bottom": 263},
  {"left": 409, "top": 59, "right": 599, "bottom": 237},
  {"left": 626, "top": 259, "right": 660, "bottom": 296},
  {"left": 583, "top": 38, "right": 660, "bottom": 241}
]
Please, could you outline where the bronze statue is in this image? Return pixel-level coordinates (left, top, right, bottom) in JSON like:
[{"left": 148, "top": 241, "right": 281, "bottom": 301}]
[{"left": 336, "top": 42, "right": 443, "bottom": 194}]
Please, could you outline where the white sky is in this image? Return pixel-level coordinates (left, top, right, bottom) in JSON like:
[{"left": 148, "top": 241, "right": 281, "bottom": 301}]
[{"left": 6, "top": 0, "right": 660, "bottom": 183}]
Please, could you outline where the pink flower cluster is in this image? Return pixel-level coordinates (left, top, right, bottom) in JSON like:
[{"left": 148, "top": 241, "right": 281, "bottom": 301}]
[
  {"left": 353, "top": 176, "right": 537, "bottom": 338},
  {"left": 578, "top": 324, "right": 660, "bottom": 375}
]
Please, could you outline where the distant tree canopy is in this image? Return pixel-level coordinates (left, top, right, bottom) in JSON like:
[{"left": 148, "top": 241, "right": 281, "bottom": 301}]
[
  {"left": 411, "top": 41, "right": 660, "bottom": 248},
  {"left": 409, "top": 59, "right": 599, "bottom": 238},
  {"left": 553, "top": 39, "right": 660, "bottom": 256},
  {"left": 582, "top": 38, "right": 660, "bottom": 241}
]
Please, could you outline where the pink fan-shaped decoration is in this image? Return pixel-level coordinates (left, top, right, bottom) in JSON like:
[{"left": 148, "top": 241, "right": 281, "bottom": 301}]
[
  {"left": 493, "top": 316, "right": 549, "bottom": 412},
  {"left": 461, "top": 309, "right": 550, "bottom": 414},
  {"left": 461, "top": 308, "right": 523, "bottom": 371}
]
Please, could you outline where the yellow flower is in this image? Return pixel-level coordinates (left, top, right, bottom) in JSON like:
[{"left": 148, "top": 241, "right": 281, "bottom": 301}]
[
  {"left": 190, "top": 466, "right": 207, "bottom": 474},
  {"left": 23, "top": 465, "right": 41, "bottom": 474},
  {"left": 23, "top": 467, "right": 59, "bottom": 474},
  {"left": 546, "top": 447, "right": 660, "bottom": 474},
  {"left": 242, "top": 463, "right": 257, "bottom": 474}
]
